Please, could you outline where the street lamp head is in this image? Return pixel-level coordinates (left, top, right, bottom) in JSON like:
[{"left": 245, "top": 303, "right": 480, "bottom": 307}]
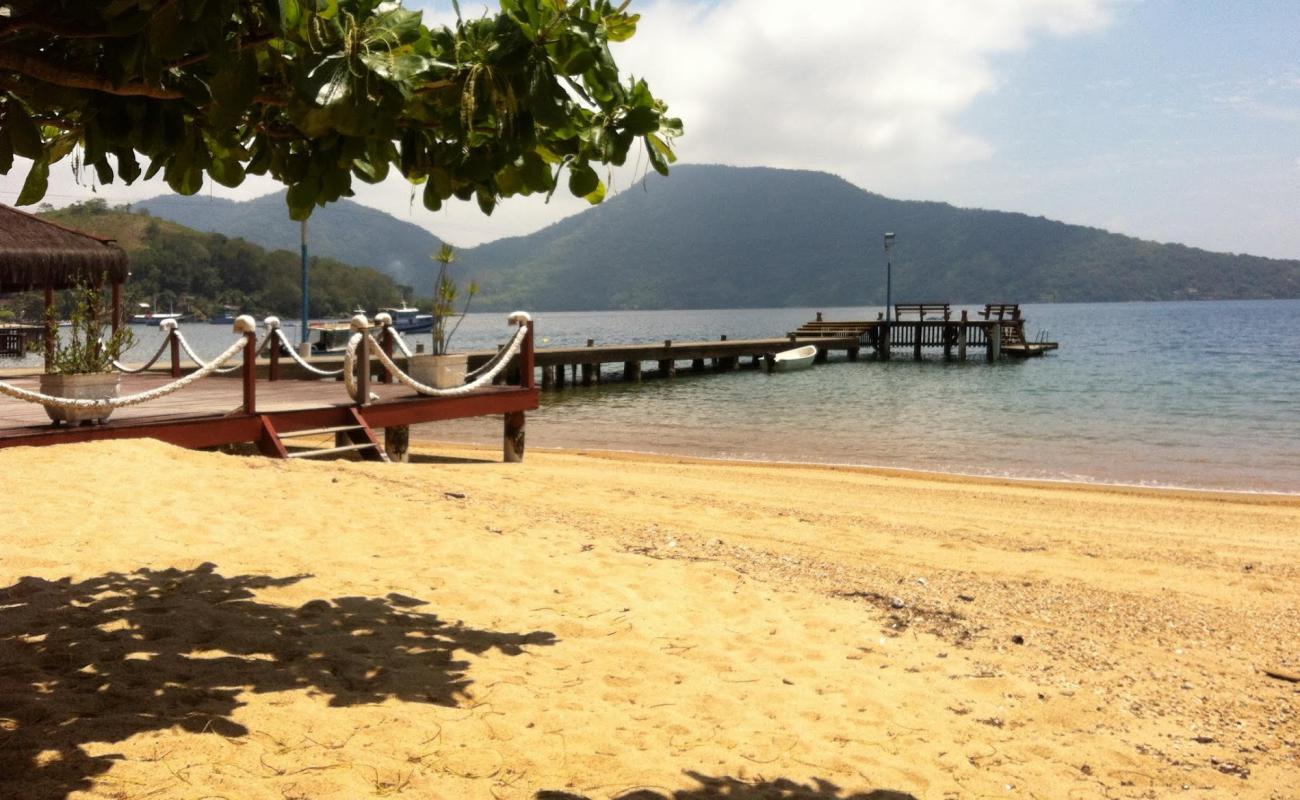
[{"left": 884, "top": 232, "right": 896, "bottom": 251}]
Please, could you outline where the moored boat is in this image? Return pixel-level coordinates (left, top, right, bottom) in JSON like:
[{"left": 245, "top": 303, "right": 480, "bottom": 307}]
[
  {"left": 378, "top": 302, "right": 433, "bottom": 334},
  {"left": 770, "top": 344, "right": 817, "bottom": 371}
]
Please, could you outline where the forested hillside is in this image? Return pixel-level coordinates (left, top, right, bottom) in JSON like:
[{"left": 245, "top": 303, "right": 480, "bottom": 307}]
[{"left": 12, "top": 200, "right": 408, "bottom": 320}]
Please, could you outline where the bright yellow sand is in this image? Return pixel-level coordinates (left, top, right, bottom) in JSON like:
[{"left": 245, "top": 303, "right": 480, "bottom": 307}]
[{"left": 1, "top": 440, "right": 1297, "bottom": 800}]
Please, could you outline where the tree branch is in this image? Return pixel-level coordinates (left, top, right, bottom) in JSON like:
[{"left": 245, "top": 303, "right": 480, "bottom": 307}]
[{"left": 0, "top": 51, "right": 185, "bottom": 99}]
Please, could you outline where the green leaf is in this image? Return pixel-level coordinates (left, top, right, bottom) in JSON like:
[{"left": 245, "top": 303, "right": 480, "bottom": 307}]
[
  {"left": 568, "top": 161, "right": 598, "bottom": 198},
  {"left": 621, "top": 105, "right": 659, "bottom": 136},
  {"left": 582, "top": 179, "right": 606, "bottom": 205},
  {"left": 16, "top": 157, "right": 49, "bottom": 206},
  {"left": 286, "top": 178, "right": 319, "bottom": 220},
  {"left": 422, "top": 179, "right": 443, "bottom": 211},
  {"left": 5, "top": 100, "right": 43, "bottom": 159},
  {"left": 114, "top": 147, "right": 141, "bottom": 183},
  {"left": 210, "top": 157, "right": 245, "bottom": 187}
]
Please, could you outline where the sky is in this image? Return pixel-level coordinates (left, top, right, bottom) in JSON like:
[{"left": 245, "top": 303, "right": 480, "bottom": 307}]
[{"left": 2, "top": 0, "right": 1297, "bottom": 259}]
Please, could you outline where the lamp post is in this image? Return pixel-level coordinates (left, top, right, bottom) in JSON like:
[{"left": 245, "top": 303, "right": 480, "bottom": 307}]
[
  {"left": 883, "top": 232, "right": 896, "bottom": 322},
  {"left": 300, "top": 219, "right": 309, "bottom": 345}
]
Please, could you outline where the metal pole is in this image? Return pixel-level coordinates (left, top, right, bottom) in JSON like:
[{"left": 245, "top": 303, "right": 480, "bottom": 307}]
[
  {"left": 883, "top": 232, "right": 896, "bottom": 323},
  {"left": 300, "top": 219, "right": 309, "bottom": 345}
]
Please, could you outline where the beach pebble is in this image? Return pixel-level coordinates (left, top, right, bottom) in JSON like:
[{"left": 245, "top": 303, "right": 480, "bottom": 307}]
[
  {"left": 1011, "top": 634, "right": 1025, "bottom": 645},
  {"left": 889, "top": 597, "right": 906, "bottom": 609},
  {"left": 958, "top": 594, "right": 975, "bottom": 602},
  {"left": 916, "top": 577, "right": 928, "bottom": 585}
]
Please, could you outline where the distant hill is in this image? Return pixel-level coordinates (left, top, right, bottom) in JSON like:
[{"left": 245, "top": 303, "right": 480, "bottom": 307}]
[
  {"left": 136, "top": 165, "right": 1300, "bottom": 311},
  {"left": 134, "top": 192, "right": 444, "bottom": 292},
  {"left": 458, "top": 165, "right": 1300, "bottom": 310}
]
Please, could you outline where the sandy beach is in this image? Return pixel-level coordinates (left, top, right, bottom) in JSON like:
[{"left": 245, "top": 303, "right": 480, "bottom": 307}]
[{"left": 1, "top": 440, "right": 1296, "bottom": 799}]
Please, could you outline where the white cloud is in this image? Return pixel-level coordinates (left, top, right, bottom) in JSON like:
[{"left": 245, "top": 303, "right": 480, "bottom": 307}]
[{"left": 617, "top": 0, "right": 1114, "bottom": 194}]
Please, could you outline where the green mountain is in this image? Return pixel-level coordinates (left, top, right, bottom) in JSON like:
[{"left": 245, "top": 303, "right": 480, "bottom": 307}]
[
  {"left": 460, "top": 165, "right": 1300, "bottom": 310},
  {"left": 134, "top": 192, "right": 444, "bottom": 292},
  {"left": 135, "top": 165, "right": 1300, "bottom": 311}
]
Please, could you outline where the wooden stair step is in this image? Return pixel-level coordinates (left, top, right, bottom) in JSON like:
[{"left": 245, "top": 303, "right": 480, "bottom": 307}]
[
  {"left": 277, "top": 424, "right": 365, "bottom": 439},
  {"left": 286, "top": 442, "right": 381, "bottom": 459}
]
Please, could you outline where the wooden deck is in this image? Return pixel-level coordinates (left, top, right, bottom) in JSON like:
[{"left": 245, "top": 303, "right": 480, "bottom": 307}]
[
  {"left": 0, "top": 374, "right": 537, "bottom": 455},
  {"left": 0, "top": 320, "right": 538, "bottom": 460}
]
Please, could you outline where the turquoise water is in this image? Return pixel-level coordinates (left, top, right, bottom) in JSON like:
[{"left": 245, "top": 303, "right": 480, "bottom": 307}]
[
  {"left": 444, "top": 300, "right": 1300, "bottom": 493},
  {"left": 9, "top": 300, "right": 1299, "bottom": 492}
]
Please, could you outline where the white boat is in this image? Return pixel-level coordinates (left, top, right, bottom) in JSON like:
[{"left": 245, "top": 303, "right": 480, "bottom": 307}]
[
  {"left": 770, "top": 344, "right": 817, "bottom": 371},
  {"left": 129, "top": 302, "right": 183, "bottom": 326}
]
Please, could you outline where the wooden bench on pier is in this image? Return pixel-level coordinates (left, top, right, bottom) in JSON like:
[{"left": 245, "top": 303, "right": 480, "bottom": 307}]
[
  {"left": 979, "top": 303, "right": 1021, "bottom": 321},
  {"left": 893, "top": 303, "right": 951, "bottom": 321}
]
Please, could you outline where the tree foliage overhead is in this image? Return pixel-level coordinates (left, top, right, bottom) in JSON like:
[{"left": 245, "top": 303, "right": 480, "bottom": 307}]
[{"left": 0, "top": 0, "right": 681, "bottom": 219}]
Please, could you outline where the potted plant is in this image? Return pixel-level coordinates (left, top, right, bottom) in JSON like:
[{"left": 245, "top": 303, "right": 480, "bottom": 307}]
[
  {"left": 39, "top": 280, "right": 135, "bottom": 425},
  {"left": 410, "top": 244, "right": 479, "bottom": 389}
]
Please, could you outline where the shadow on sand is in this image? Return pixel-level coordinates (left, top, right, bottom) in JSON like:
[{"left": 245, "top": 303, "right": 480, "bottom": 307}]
[
  {"left": 538, "top": 773, "right": 919, "bottom": 799},
  {"left": 0, "top": 562, "right": 555, "bottom": 799}
]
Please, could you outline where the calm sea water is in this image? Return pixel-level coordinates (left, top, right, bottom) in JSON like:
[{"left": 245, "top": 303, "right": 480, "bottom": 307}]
[{"left": 9, "top": 300, "right": 1299, "bottom": 493}]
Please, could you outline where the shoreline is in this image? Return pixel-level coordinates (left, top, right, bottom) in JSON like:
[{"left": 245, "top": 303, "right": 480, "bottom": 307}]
[{"left": 415, "top": 437, "right": 1300, "bottom": 502}]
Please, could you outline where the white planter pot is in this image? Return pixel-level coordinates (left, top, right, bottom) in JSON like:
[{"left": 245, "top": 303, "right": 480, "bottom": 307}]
[
  {"left": 39, "top": 372, "right": 120, "bottom": 425},
  {"left": 407, "top": 353, "right": 469, "bottom": 389}
]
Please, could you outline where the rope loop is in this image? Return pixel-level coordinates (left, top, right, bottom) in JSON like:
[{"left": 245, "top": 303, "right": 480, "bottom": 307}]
[{"left": 343, "top": 322, "right": 528, "bottom": 401}]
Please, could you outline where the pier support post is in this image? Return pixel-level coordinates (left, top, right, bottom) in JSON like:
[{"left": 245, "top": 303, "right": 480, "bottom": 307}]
[
  {"left": 879, "top": 324, "right": 891, "bottom": 361},
  {"left": 943, "top": 324, "right": 953, "bottom": 361},
  {"left": 814, "top": 347, "right": 828, "bottom": 364},
  {"left": 913, "top": 322, "right": 923, "bottom": 361},
  {"left": 624, "top": 361, "right": 642, "bottom": 382},
  {"left": 958, "top": 311, "right": 968, "bottom": 361},
  {"left": 691, "top": 358, "right": 705, "bottom": 373},
  {"left": 384, "top": 425, "right": 410, "bottom": 463},
  {"left": 555, "top": 361, "right": 565, "bottom": 389},
  {"left": 541, "top": 365, "right": 555, "bottom": 390},
  {"left": 848, "top": 346, "right": 859, "bottom": 362},
  {"left": 585, "top": 339, "right": 598, "bottom": 385},
  {"left": 658, "top": 359, "right": 676, "bottom": 377},
  {"left": 503, "top": 411, "right": 526, "bottom": 463},
  {"left": 989, "top": 322, "right": 1002, "bottom": 362}
]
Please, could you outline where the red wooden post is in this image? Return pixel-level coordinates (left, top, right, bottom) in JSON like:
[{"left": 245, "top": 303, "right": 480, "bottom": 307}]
[
  {"left": 268, "top": 324, "right": 281, "bottom": 382},
  {"left": 111, "top": 282, "right": 123, "bottom": 336},
  {"left": 43, "top": 284, "right": 55, "bottom": 370},
  {"left": 169, "top": 328, "right": 181, "bottom": 377},
  {"left": 380, "top": 324, "right": 394, "bottom": 384},
  {"left": 240, "top": 322, "right": 257, "bottom": 415}
]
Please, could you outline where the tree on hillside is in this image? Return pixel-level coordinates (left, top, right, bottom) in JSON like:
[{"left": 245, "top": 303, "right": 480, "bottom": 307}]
[{"left": 0, "top": 0, "right": 681, "bottom": 219}]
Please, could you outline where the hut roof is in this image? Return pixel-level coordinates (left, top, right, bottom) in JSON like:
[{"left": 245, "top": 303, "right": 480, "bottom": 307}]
[{"left": 0, "top": 203, "right": 130, "bottom": 293}]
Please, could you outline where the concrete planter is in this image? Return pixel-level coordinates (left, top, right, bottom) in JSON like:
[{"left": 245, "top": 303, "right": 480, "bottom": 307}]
[
  {"left": 407, "top": 353, "right": 469, "bottom": 389},
  {"left": 39, "top": 372, "right": 120, "bottom": 425}
]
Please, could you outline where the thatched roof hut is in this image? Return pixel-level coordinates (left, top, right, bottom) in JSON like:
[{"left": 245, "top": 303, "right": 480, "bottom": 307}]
[{"left": 0, "top": 203, "right": 129, "bottom": 293}]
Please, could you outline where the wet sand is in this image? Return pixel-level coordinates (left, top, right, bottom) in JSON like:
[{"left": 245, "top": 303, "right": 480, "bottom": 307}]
[{"left": 1, "top": 440, "right": 1296, "bottom": 799}]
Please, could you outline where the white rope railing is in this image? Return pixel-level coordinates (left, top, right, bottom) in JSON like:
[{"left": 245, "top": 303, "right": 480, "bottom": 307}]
[
  {"left": 270, "top": 323, "right": 344, "bottom": 377},
  {"left": 111, "top": 319, "right": 175, "bottom": 374},
  {"left": 0, "top": 335, "right": 248, "bottom": 412},
  {"left": 174, "top": 327, "right": 271, "bottom": 374},
  {"left": 343, "top": 313, "right": 530, "bottom": 402}
]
